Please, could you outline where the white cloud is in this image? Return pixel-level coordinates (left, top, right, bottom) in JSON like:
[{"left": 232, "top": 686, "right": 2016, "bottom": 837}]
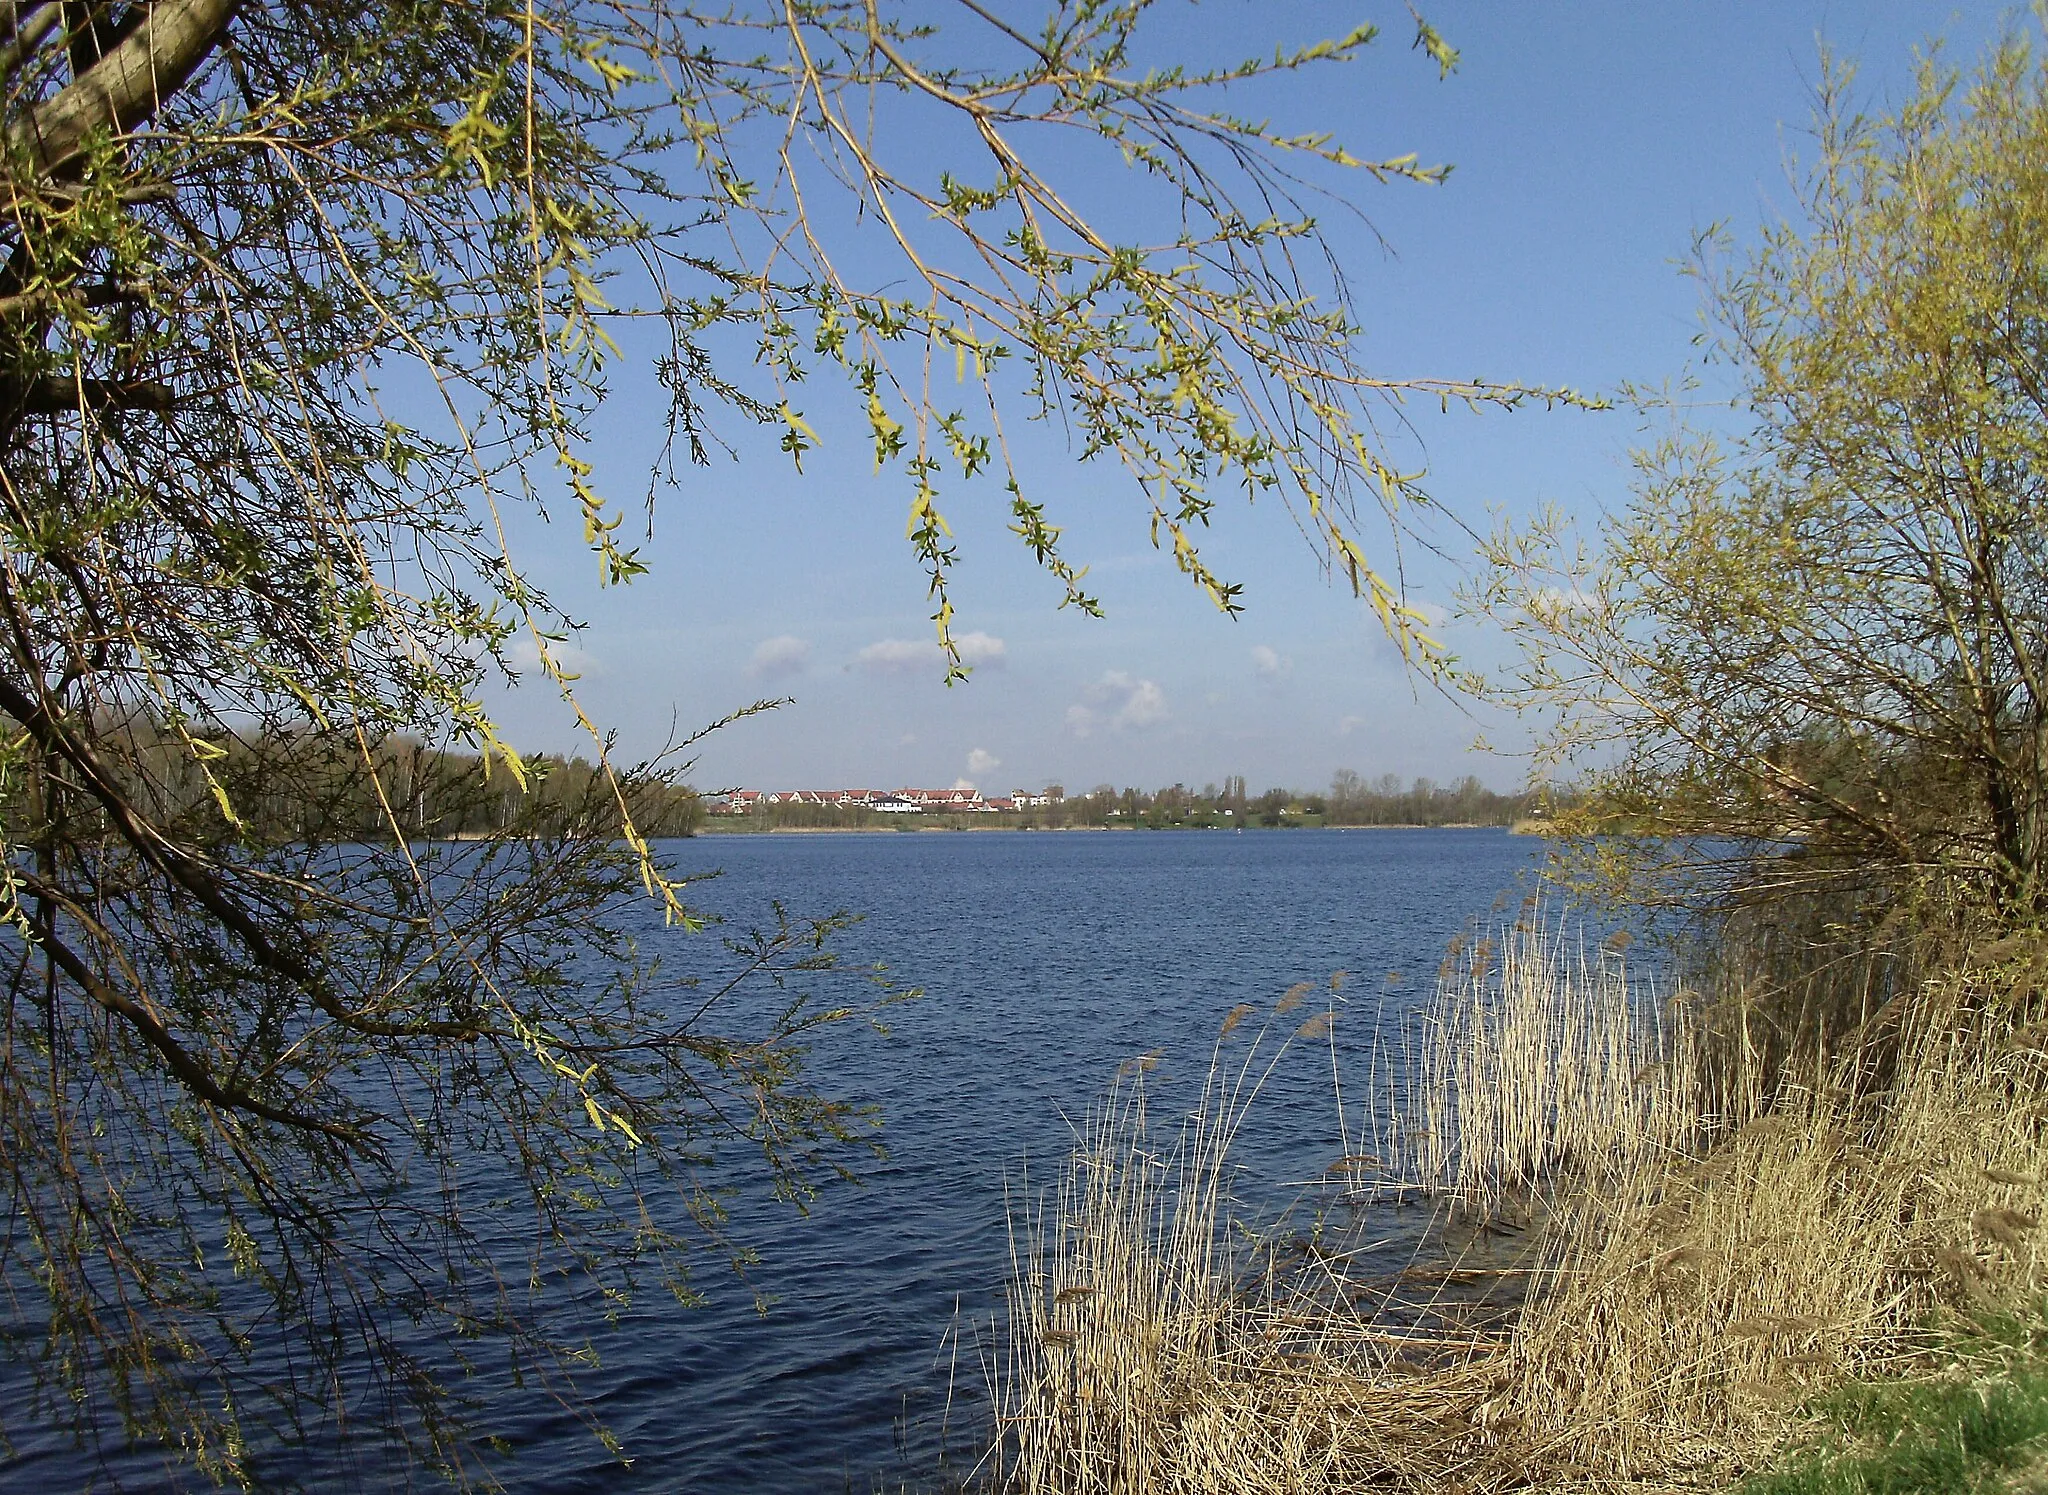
[
  {"left": 1530, "top": 585, "right": 1602, "bottom": 623},
  {"left": 952, "top": 776, "right": 976, "bottom": 792},
  {"left": 506, "top": 634, "right": 601, "bottom": 678},
  {"left": 1067, "top": 671, "right": 1168, "bottom": 737},
  {"left": 966, "top": 747, "right": 1001, "bottom": 778},
  {"left": 749, "top": 634, "right": 811, "bottom": 678},
  {"left": 855, "top": 631, "right": 1006, "bottom": 674},
  {"left": 957, "top": 631, "right": 1007, "bottom": 667},
  {"left": 856, "top": 637, "right": 938, "bottom": 673},
  {"left": 1110, "top": 674, "right": 1168, "bottom": 730},
  {"left": 1339, "top": 713, "right": 1368, "bottom": 738},
  {"left": 1251, "top": 644, "right": 1291, "bottom": 679}
]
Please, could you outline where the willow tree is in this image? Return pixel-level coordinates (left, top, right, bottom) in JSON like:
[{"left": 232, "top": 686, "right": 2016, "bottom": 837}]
[
  {"left": 1475, "top": 32, "right": 2048, "bottom": 1009},
  {"left": 0, "top": 0, "right": 1568, "bottom": 1481}
]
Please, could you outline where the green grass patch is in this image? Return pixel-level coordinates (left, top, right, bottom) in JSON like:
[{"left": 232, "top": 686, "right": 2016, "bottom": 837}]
[{"left": 1740, "top": 1309, "right": 2048, "bottom": 1495}]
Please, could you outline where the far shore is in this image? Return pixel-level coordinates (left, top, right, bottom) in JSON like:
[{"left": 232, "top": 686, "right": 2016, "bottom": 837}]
[
  {"left": 696, "top": 820, "right": 1516, "bottom": 835},
  {"left": 422, "top": 821, "right": 1523, "bottom": 843}
]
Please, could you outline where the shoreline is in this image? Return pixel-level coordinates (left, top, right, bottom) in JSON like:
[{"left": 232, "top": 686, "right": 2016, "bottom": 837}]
[{"left": 695, "top": 821, "right": 1515, "bottom": 836}]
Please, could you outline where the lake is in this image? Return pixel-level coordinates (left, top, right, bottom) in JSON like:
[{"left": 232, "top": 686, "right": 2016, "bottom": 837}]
[
  {"left": 515, "top": 827, "right": 1545, "bottom": 1492},
  {"left": 0, "top": 826, "right": 1544, "bottom": 1491}
]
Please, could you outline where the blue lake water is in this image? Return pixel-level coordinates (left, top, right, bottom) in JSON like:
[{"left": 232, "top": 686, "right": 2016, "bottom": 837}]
[
  {"left": 520, "top": 827, "right": 1545, "bottom": 1492},
  {"left": 0, "top": 827, "right": 1544, "bottom": 1491}
]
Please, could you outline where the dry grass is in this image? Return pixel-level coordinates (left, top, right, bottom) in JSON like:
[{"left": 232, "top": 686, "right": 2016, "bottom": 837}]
[
  {"left": 988, "top": 1062, "right": 1230, "bottom": 1493},
  {"left": 1507, "top": 1020, "right": 2048, "bottom": 1484},
  {"left": 987, "top": 922, "right": 2048, "bottom": 1494},
  {"left": 986, "top": 1001, "right": 1509, "bottom": 1494},
  {"left": 1398, "top": 919, "right": 1710, "bottom": 1218}
]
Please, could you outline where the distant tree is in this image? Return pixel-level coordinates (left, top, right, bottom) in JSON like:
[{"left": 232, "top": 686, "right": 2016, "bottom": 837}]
[{"left": 1079, "top": 784, "right": 1120, "bottom": 827}]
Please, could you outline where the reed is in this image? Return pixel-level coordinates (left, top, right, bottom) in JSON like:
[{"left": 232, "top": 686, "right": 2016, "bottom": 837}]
[
  {"left": 1398, "top": 917, "right": 1708, "bottom": 1219},
  {"left": 987, "top": 999, "right": 1488, "bottom": 1493},
  {"left": 987, "top": 920, "right": 2048, "bottom": 1493}
]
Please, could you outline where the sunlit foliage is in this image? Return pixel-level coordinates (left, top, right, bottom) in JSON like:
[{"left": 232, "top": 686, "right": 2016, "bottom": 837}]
[
  {"left": 1477, "top": 29, "right": 2048, "bottom": 930},
  {"left": 0, "top": 0, "right": 1568, "bottom": 1479}
]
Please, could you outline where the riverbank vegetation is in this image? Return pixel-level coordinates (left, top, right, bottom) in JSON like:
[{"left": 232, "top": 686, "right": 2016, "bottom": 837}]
[
  {"left": 1734, "top": 1302, "right": 2048, "bottom": 1495},
  {"left": 991, "top": 25, "right": 2048, "bottom": 1494},
  {"left": 10, "top": 718, "right": 709, "bottom": 842},
  {"left": 995, "top": 915, "right": 2048, "bottom": 1493}
]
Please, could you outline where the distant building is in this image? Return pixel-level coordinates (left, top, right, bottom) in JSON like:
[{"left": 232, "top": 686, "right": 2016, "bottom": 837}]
[
  {"left": 717, "top": 784, "right": 1047, "bottom": 814},
  {"left": 892, "top": 786, "right": 983, "bottom": 810}
]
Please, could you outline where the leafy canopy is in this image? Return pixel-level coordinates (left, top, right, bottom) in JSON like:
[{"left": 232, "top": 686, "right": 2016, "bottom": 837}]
[
  {"left": 0, "top": 0, "right": 1573, "bottom": 1482},
  {"left": 1477, "top": 28, "right": 2048, "bottom": 930}
]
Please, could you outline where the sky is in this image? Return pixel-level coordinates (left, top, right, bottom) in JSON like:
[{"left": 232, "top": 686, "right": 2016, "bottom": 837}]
[{"left": 479, "top": 1, "right": 2013, "bottom": 799}]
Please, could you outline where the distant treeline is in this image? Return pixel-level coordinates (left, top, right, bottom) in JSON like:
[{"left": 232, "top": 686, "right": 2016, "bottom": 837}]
[
  {"left": 718, "top": 772, "right": 1537, "bottom": 831},
  {"left": 1072, "top": 772, "right": 1537, "bottom": 829},
  {"left": 46, "top": 719, "right": 705, "bottom": 845},
  {"left": 69, "top": 718, "right": 1528, "bottom": 842},
  {"left": 1323, "top": 771, "right": 1536, "bottom": 827},
  {"left": 319, "top": 740, "right": 706, "bottom": 840}
]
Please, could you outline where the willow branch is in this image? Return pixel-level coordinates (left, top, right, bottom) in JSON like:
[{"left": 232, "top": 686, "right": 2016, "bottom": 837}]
[{"left": 14, "top": 0, "right": 239, "bottom": 176}]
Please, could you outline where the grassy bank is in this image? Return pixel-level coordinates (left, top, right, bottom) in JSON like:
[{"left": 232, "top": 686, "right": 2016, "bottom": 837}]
[
  {"left": 1736, "top": 1305, "right": 2048, "bottom": 1495},
  {"left": 986, "top": 921, "right": 2048, "bottom": 1494}
]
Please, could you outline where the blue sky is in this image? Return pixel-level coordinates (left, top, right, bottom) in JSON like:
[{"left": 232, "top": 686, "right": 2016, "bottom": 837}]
[{"left": 482, "top": 1, "right": 2010, "bottom": 798}]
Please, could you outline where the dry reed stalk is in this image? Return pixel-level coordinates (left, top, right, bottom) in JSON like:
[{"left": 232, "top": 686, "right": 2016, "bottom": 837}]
[
  {"left": 988, "top": 1035, "right": 1244, "bottom": 1492},
  {"left": 1391, "top": 916, "right": 1706, "bottom": 1221},
  {"left": 1485, "top": 953, "right": 2048, "bottom": 1485},
  {"left": 987, "top": 924, "right": 2048, "bottom": 1494},
  {"left": 988, "top": 996, "right": 1486, "bottom": 1494}
]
